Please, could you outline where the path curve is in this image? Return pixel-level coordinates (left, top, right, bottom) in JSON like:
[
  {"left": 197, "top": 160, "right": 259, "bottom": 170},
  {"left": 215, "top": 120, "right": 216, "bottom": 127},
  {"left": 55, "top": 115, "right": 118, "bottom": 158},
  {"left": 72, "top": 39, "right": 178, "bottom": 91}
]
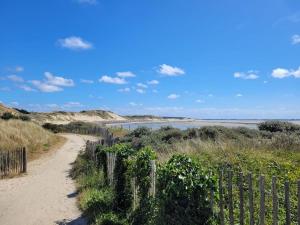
[{"left": 0, "top": 134, "right": 98, "bottom": 225}]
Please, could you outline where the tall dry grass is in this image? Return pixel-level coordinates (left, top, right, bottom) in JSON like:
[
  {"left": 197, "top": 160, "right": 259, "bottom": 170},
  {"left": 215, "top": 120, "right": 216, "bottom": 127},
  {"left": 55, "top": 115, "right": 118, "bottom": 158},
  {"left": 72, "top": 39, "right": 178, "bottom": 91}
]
[{"left": 0, "top": 120, "right": 63, "bottom": 159}]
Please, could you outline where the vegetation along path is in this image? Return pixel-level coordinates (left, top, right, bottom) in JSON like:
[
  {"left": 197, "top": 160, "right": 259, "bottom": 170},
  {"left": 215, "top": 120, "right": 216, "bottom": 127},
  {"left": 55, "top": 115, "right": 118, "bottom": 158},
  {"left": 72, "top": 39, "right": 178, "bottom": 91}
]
[{"left": 0, "top": 134, "right": 98, "bottom": 225}]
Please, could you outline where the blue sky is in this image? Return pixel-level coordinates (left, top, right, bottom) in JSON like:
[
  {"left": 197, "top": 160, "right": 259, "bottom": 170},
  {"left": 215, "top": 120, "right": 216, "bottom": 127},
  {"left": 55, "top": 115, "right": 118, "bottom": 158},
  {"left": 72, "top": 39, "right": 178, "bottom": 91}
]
[{"left": 0, "top": 0, "right": 300, "bottom": 119}]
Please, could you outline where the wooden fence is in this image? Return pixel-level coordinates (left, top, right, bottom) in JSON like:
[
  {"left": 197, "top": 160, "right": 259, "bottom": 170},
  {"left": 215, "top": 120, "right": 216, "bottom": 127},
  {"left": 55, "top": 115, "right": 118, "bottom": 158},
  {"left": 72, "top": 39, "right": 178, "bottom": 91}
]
[
  {"left": 0, "top": 147, "right": 27, "bottom": 178},
  {"left": 85, "top": 134, "right": 300, "bottom": 224}
]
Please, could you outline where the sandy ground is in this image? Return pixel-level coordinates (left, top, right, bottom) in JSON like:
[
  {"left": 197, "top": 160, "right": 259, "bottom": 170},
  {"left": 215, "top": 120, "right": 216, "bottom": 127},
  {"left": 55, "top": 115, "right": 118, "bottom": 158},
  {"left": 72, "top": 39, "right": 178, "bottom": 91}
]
[{"left": 0, "top": 134, "right": 98, "bottom": 225}]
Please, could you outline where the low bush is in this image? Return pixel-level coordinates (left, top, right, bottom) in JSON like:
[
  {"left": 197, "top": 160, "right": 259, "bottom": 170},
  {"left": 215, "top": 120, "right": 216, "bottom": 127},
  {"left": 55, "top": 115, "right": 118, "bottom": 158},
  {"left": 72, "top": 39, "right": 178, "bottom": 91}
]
[
  {"left": 258, "top": 120, "right": 300, "bottom": 133},
  {"left": 95, "top": 212, "right": 128, "bottom": 225},
  {"left": 1, "top": 112, "right": 17, "bottom": 120},
  {"left": 80, "top": 188, "right": 114, "bottom": 219},
  {"left": 157, "top": 154, "right": 216, "bottom": 225}
]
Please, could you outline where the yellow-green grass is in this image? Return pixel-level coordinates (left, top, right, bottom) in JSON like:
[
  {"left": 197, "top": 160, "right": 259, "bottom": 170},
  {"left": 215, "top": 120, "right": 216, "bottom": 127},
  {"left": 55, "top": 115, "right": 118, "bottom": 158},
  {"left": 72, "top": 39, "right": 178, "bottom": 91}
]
[{"left": 0, "top": 119, "right": 65, "bottom": 160}]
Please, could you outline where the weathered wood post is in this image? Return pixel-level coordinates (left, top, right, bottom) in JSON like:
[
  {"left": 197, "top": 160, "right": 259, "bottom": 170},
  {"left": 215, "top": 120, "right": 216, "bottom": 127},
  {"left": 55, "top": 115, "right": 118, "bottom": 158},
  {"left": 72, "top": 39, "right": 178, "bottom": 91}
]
[
  {"left": 239, "top": 172, "right": 244, "bottom": 225},
  {"left": 219, "top": 170, "right": 225, "bottom": 225},
  {"left": 272, "top": 176, "right": 278, "bottom": 225},
  {"left": 228, "top": 170, "right": 234, "bottom": 225},
  {"left": 297, "top": 180, "right": 300, "bottom": 225},
  {"left": 22, "top": 147, "right": 27, "bottom": 173},
  {"left": 259, "top": 175, "right": 265, "bottom": 225},
  {"left": 285, "top": 181, "right": 291, "bottom": 225},
  {"left": 248, "top": 173, "right": 254, "bottom": 225}
]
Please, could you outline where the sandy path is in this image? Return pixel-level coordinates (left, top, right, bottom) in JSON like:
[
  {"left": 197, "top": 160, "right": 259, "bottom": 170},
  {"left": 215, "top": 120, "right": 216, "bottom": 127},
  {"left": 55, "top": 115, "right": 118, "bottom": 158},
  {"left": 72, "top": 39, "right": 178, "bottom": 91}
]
[{"left": 0, "top": 134, "right": 98, "bottom": 225}]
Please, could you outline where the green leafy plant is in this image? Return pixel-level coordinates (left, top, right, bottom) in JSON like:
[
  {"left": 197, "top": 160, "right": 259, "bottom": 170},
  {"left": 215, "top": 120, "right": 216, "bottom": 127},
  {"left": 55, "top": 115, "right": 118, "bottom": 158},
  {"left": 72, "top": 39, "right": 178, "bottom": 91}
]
[{"left": 157, "top": 154, "right": 216, "bottom": 225}]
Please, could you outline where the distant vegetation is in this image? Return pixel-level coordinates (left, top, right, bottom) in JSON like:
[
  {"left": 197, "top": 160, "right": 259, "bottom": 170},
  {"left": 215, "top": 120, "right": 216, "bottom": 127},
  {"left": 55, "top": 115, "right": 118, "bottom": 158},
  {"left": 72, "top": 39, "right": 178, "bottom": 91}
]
[
  {"left": 0, "top": 112, "right": 31, "bottom": 121},
  {"left": 73, "top": 120, "right": 300, "bottom": 225}
]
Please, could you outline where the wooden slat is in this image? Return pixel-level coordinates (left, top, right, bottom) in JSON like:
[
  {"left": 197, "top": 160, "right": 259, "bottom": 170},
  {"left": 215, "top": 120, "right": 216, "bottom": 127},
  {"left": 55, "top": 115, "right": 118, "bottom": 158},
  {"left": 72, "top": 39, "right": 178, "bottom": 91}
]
[
  {"left": 228, "top": 170, "right": 234, "bottom": 225},
  {"left": 248, "top": 173, "right": 255, "bottom": 225},
  {"left": 219, "top": 170, "right": 225, "bottom": 225},
  {"left": 297, "top": 180, "right": 300, "bottom": 225},
  {"left": 285, "top": 181, "right": 291, "bottom": 225},
  {"left": 272, "top": 176, "right": 278, "bottom": 225},
  {"left": 259, "top": 175, "right": 265, "bottom": 225},
  {"left": 239, "top": 172, "right": 244, "bottom": 225}
]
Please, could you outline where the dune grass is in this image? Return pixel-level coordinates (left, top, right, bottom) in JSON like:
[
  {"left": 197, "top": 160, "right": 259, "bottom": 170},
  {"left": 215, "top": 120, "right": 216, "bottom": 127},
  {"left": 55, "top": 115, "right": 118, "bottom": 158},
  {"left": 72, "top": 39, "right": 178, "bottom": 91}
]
[{"left": 0, "top": 119, "right": 64, "bottom": 160}]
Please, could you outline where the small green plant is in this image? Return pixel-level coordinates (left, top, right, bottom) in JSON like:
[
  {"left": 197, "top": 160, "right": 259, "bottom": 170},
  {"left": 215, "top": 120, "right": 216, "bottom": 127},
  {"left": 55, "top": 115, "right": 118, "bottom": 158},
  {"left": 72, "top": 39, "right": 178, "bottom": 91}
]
[{"left": 1, "top": 112, "right": 16, "bottom": 120}]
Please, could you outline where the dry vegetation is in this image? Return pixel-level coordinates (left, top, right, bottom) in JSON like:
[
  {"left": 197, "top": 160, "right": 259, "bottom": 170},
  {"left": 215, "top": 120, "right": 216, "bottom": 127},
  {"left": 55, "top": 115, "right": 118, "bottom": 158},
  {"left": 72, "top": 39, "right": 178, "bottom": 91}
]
[{"left": 0, "top": 120, "right": 64, "bottom": 160}]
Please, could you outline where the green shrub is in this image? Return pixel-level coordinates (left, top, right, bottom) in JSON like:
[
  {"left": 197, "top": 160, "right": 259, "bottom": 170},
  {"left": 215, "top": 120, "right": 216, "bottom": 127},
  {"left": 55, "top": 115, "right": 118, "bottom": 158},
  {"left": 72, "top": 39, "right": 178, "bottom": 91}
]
[
  {"left": 130, "top": 127, "right": 151, "bottom": 138},
  {"left": 1, "top": 112, "right": 16, "bottom": 120},
  {"left": 131, "top": 146, "right": 156, "bottom": 225},
  {"left": 80, "top": 188, "right": 114, "bottom": 219},
  {"left": 95, "top": 212, "right": 128, "bottom": 225},
  {"left": 157, "top": 154, "right": 216, "bottom": 225},
  {"left": 258, "top": 120, "right": 300, "bottom": 133},
  {"left": 19, "top": 115, "right": 31, "bottom": 121}
]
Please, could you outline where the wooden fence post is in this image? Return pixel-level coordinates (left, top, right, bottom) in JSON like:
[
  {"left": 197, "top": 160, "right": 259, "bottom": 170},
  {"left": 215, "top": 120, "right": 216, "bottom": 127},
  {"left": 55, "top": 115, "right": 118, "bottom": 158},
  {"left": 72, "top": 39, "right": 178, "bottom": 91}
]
[
  {"left": 22, "top": 147, "right": 27, "bottom": 173},
  {"left": 285, "top": 181, "right": 291, "bottom": 225},
  {"left": 297, "top": 180, "right": 300, "bottom": 225},
  {"left": 239, "top": 172, "right": 244, "bottom": 225},
  {"left": 259, "top": 175, "right": 265, "bottom": 225},
  {"left": 228, "top": 170, "right": 234, "bottom": 225},
  {"left": 219, "top": 170, "right": 225, "bottom": 225},
  {"left": 248, "top": 173, "right": 255, "bottom": 225},
  {"left": 272, "top": 176, "right": 278, "bottom": 225}
]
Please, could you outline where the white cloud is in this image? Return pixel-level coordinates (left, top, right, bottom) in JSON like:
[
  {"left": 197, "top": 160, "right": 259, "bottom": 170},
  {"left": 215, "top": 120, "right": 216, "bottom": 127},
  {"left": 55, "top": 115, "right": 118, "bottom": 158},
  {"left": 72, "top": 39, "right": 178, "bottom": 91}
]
[
  {"left": 152, "top": 89, "right": 158, "bottom": 93},
  {"left": 18, "top": 85, "right": 36, "bottom": 92},
  {"left": 272, "top": 67, "right": 300, "bottom": 79},
  {"left": 196, "top": 99, "right": 205, "bottom": 103},
  {"left": 30, "top": 80, "right": 63, "bottom": 92},
  {"left": 292, "top": 34, "right": 300, "bottom": 44},
  {"left": 118, "top": 87, "right": 130, "bottom": 92},
  {"left": 10, "top": 101, "right": 19, "bottom": 106},
  {"left": 137, "top": 83, "right": 147, "bottom": 88},
  {"left": 147, "top": 80, "right": 159, "bottom": 85},
  {"left": 80, "top": 79, "right": 94, "bottom": 84},
  {"left": 236, "top": 93, "right": 243, "bottom": 97},
  {"left": 63, "top": 102, "right": 83, "bottom": 108},
  {"left": 7, "top": 75, "right": 24, "bottom": 82},
  {"left": 46, "top": 104, "right": 60, "bottom": 108},
  {"left": 116, "top": 71, "right": 135, "bottom": 78},
  {"left": 234, "top": 71, "right": 259, "bottom": 80},
  {"left": 167, "top": 94, "right": 180, "bottom": 99},
  {"left": 208, "top": 94, "right": 213, "bottom": 97},
  {"left": 77, "top": 0, "right": 98, "bottom": 4},
  {"left": 136, "top": 89, "right": 145, "bottom": 94},
  {"left": 45, "top": 72, "right": 74, "bottom": 86},
  {"left": 158, "top": 64, "right": 185, "bottom": 76},
  {"left": 58, "top": 36, "right": 93, "bottom": 50},
  {"left": 129, "top": 102, "right": 143, "bottom": 107},
  {"left": 99, "top": 75, "right": 126, "bottom": 84}
]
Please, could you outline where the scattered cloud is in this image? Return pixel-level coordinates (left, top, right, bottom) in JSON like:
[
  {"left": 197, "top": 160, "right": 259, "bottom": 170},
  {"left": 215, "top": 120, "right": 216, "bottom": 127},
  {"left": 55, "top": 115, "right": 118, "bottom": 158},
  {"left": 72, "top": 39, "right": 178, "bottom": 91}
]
[
  {"left": 99, "top": 75, "right": 127, "bottom": 84},
  {"left": 147, "top": 80, "right": 159, "bottom": 85},
  {"left": 158, "top": 64, "right": 185, "bottom": 76},
  {"left": 77, "top": 0, "right": 98, "bottom": 5},
  {"left": 18, "top": 85, "right": 36, "bottom": 92},
  {"left": 118, "top": 87, "right": 130, "bottom": 92},
  {"left": 292, "top": 34, "right": 300, "bottom": 45},
  {"left": 236, "top": 93, "right": 243, "bottom": 97},
  {"left": 63, "top": 102, "right": 83, "bottom": 108},
  {"left": 45, "top": 72, "right": 74, "bottom": 87},
  {"left": 129, "top": 102, "right": 143, "bottom": 107},
  {"left": 167, "top": 94, "right": 180, "bottom": 99},
  {"left": 208, "top": 94, "right": 214, "bottom": 97},
  {"left": 30, "top": 80, "right": 63, "bottom": 92},
  {"left": 10, "top": 101, "right": 19, "bottom": 106},
  {"left": 7, "top": 75, "right": 24, "bottom": 82},
  {"left": 0, "top": 87, "right": 10, "bottom": 92},
  {"left": 136, "top": 88, "right": 145, "bottom": 94},
  {"left": 152, "top": 89, "right": 158, "bottom": 93},
  {"left": 137, "top": 83, "right": 148, "bottom": 88},
  {"left": 196, "top": 99, "right": 205, "bottom": 103},
  {"left": 272, "top": 67, "right": 300, "bottom": 79},
  {"left": 234, "top": 71, "right": 259, "bottom": 80},
  {"left": 58, "top": 36, "right": 93, "bottom": 50},
  {"left": 116, "top": 71, "right": 135, "bottom": 78},
  {"left": 80, "top": 79, "right": 94, "bottom": 84}
]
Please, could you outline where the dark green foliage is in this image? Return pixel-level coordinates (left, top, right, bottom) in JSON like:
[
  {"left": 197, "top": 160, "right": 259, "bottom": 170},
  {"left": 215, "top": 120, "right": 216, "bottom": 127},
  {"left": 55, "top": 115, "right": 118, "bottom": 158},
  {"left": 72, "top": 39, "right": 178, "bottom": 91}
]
[
  {"left": 130, "top": 127, "right": 152, "bottom": 138},
  {"left": 95, "top": 212, "right": 128, "bottom": 225},
  {"left": 18, "top": 115, "right": 31, "bottom": 121},
  {"left": 131, "top": 146, "right": 156, "bottom": 225},
  {"left": 258, "top": 120, "right": 300, "bottom": 133},
  {"left": 157, "top": 155, "right": 216, "bottom": 225},
  {"left": 1, "top": 112, "right": 16, "bottom": 120},
  {"left": 13, "top": 108, "right": 30, "bottom": 114},
  {"left": 112, "top": 144, "right": 135, "bottom": 215}
]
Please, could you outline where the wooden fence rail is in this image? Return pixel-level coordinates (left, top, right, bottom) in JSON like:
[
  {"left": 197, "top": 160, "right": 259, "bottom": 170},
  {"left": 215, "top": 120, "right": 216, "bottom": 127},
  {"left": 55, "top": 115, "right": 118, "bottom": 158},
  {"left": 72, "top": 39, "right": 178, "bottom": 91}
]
[{"left": 0, "top": 147, "right": 27, "bottom": 178}]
